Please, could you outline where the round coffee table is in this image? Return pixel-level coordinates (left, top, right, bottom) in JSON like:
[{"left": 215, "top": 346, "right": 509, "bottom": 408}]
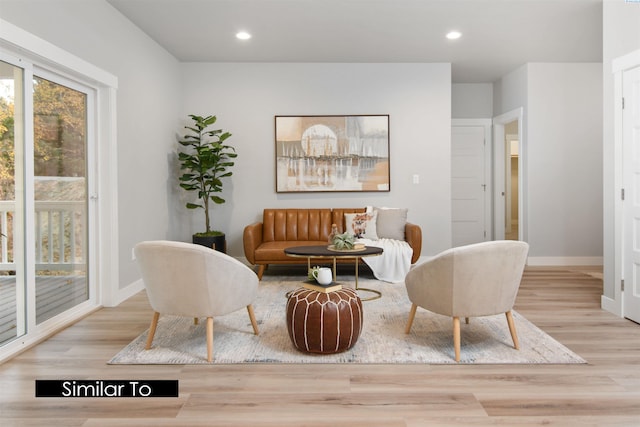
[{"left": 284, "top": 245, "right": 383, "bottom": 301}]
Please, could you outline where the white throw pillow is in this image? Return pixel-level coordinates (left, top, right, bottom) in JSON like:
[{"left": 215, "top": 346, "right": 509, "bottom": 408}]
[
  {"left": 373, "top": 207, "right": 407, "bottom": 241},
  {"left": 344, "top": 211, "right": 379, "bottom": 239}
]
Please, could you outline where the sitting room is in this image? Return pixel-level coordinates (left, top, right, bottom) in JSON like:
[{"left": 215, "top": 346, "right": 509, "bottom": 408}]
[{"left": 1, "top": 0, "right": 639, "bottom": 425}]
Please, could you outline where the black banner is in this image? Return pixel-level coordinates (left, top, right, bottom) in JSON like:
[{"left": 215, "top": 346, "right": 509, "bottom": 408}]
[{"left": 35, "top": 380, "right": 178, "bottom": 397}]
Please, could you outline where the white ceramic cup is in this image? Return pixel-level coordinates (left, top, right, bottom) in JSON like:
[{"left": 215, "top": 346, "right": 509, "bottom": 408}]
[{"left": 312, "top": 267, "right": 333, "bottom": 285}]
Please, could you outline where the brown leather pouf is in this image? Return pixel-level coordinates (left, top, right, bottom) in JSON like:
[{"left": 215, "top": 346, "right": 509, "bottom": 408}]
[{"left": 286, "top": 287, "right": 363, "bottom": 354}]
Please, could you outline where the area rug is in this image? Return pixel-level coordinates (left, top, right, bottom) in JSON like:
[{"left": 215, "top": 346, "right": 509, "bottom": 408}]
[{"left": 108, "top": 275, "right": 586, "bottom": 365}]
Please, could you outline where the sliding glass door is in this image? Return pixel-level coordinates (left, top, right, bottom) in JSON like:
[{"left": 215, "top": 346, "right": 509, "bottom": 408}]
[
  {"left": 32, "top": 75, "right": 89, "bottom": 324},
  {"left": 0, "top": 55, "right": 92, "bottom": 347},
  {"left": 0, "top": 59, "right": 26, "bottom": 345}
]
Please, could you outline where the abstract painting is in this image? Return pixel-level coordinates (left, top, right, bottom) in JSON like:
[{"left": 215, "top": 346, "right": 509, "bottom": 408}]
[{"left": 275, "top": 115, "right": 390, "bottom": 193}]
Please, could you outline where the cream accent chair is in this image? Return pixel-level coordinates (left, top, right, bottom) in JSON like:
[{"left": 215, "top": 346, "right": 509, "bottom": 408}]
[
  {"left": 134, "top": 240, "right": 259, "bottom": 362},
  {"left": 404, "top": 240, "right": 529, "bottom": 362}
]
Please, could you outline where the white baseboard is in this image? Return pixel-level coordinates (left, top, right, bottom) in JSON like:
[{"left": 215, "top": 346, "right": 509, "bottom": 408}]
[
  {"left": 527, "top": 256, "right": 603, "bottom": 266},
  {"left": 601, "top": 294, "right": 623, "bottom": 317},
  {"left": 105, "top": 279, "right": 144, "bottom": 307}
]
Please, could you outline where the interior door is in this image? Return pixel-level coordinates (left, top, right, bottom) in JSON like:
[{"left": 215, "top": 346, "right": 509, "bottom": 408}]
[
  {"left": 623, "top": 65, "right": 640, "bottom": 324},
  {"left": 452, "top": 125, "right": 488, "bottom": 246}
]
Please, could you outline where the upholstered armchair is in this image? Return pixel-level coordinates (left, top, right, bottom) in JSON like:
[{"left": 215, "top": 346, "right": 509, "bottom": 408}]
[
  {"left": 134, "top": 240, "right": 259, "bottom": 362},
  {"left": 404, "top": 240, "right": 529, "bottom": 362}
]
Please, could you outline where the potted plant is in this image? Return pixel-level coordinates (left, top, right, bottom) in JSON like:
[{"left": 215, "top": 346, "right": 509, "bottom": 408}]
[{"left": 178, "top": 114, "right": 236, "bottom": 252}]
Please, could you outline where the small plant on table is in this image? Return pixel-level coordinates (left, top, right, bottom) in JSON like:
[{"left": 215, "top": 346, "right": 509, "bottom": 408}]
[{"left": 331, "top": 232, "right": 355, "bottom": 250}]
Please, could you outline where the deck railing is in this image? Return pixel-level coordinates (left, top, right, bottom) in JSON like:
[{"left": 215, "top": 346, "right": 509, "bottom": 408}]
[{"left": 0, "top": 200, "right": 86, "bottom": 272}]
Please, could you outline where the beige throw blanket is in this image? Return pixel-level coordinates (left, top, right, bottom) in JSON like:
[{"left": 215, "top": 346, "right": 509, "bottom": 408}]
[{"left": 356, "top": 238, "right": 413, "bottom": 283}]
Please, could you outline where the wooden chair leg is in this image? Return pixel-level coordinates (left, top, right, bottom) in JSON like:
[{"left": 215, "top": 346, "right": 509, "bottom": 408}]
[
  {"left": 194, "top": 318, "right": 199, "bottom": 325},
  {"left": 453, "top": 316, "right": 461, "bottom": 362},
  {"left": 465, "top": 317, "right": 470, "bottom": 324},
  {"left": 405, "top": 303, "right": 418, "bottom": 334},
  {"left": 206, "top": 317, "right": 214, "bottom": 363},
  {"left": 505, "top": 310, "right": 520, "bottom": 350},
  {"left": 257, "top": 265, "right": 266, "bottom": 280},
  {"left": 247, "top": 304, "right": 259, "bottom": 335},
  {"left": 145, "top": 311, "right": 160, "bottom": 350}
]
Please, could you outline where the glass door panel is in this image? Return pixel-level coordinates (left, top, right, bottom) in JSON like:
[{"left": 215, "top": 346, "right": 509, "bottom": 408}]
[
  {"left": 32, "top": 76, "right": 88, "bottom": 324},
  {"left": 0, "top": 60, "right": 25, "bottom": 345}
]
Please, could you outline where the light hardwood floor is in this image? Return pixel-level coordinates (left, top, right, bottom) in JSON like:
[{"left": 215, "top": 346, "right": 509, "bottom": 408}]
[{"left": 1, "top": 266, "right": 639, "bottom": 426}]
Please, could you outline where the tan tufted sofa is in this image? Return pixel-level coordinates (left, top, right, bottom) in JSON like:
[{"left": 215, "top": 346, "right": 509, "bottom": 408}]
[{"left": 243, "top": 208, "right": 422, "bottom": 279}]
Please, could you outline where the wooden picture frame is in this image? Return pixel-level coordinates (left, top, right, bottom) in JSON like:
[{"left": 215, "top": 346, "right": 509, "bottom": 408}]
[{"left": 275, "top": 115, "right": 390, "bottom": 193}]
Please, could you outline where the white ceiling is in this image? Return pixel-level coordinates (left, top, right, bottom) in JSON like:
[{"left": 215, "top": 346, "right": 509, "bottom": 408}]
[{"left": 107, "top": 0, "right": 603, "bottom": 83}]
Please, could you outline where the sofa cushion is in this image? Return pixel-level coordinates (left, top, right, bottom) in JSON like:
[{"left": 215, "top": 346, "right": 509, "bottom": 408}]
[
  {"left": 344, "top": 211, "right": 379, "bottom": 239},
  {"left": 254, "top": 241, "right": 329, "bottom": 262},
  {"left": 373, "top": 207, "right": 408, "bottom": 241},
  {"left": 263, "top": 209, "right": 333, "bottom": 242}
]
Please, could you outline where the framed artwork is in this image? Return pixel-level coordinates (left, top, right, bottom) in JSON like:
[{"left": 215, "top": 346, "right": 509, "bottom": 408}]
[{"left": 275, "top": 115, "right": 390, "bottom": 193}]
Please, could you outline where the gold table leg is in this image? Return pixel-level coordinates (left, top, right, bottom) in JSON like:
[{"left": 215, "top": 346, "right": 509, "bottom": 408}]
[
  {"left": 353, "top": 256, "right": 381, "bottom": 301},
  {"left": 289, "top": 254, "right": 382, "bottom": 301}
]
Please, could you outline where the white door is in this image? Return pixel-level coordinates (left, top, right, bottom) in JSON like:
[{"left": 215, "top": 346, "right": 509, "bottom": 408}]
[
  {"left": 452, "top": 125, "right": 488, "bottom": 246},
  {"left": 623, "top": 65, "right": 640, "bottom": 323}
]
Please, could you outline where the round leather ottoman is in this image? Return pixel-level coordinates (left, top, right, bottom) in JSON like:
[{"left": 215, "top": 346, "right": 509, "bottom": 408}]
[{"left": 286, "top": 287, "right": 363, "bottom": 354}]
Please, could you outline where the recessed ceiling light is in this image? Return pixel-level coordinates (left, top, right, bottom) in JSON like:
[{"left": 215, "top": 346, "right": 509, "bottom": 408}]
[
  {"left": 236, "top": 31, "right": 251, "bottom": 40},
  {"left": 446, "top": 31, "right": 462, "bottom": 40}
]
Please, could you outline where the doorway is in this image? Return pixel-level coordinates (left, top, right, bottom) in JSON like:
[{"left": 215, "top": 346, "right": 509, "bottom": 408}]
[
  {"left": 505, "top": 122, "right": 519, "bottom": 240},
  {"left": 492, "top": 108, "right": 524, "bottom": 242}
]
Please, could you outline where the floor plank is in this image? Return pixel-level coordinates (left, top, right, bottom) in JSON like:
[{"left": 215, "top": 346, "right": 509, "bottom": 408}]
[{"left": 1, "top": 266, "right": 639, "bottom": 426}]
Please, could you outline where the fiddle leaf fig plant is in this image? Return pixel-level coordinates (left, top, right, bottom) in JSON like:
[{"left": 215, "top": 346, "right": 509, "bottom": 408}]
[{"left": 178, "top": 114, "right": 236, "bottom": 236}]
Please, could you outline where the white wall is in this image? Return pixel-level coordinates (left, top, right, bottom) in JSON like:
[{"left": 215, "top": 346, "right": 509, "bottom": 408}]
[
  {"left": 0, "top": 0, "right": 610, "bottom": 301},
  {"left": 452, "top": 83, "right": 493, "bottom": 118},
  {"left": 180, "top": 63, "right": 453, "bottom": 257},
  {"left": 493, "top": 64, "right": 528, "bottom": 116},
  {"left": 602, "top": 0, "right": 640, "bottom": 301},
  {"left": 527, "top": 63, "right": 603, "bottom": 259},
  {"left": 493, "top": 63, "right": 602, "bottom": 261},
  {"left": 0, "top": 0, "right": 183, "bottom": 292}
]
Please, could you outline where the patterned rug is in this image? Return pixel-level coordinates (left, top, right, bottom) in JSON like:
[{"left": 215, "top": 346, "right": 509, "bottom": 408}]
[{"left": 108, "top": 275, "right": 586, "bottom": 365}]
